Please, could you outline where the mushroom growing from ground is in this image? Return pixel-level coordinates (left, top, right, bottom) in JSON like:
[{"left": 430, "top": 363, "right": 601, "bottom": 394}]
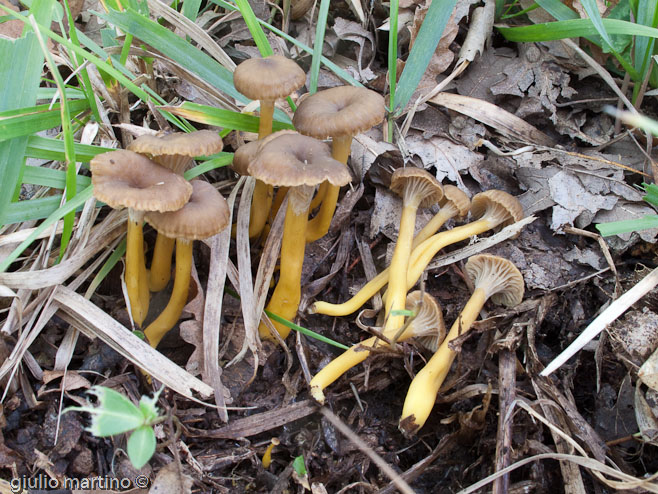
[
  {"left": 248, "top": 132, "right": 351, "bottom": 340},
  {"left": 128, "top": 130, "right": 224, "bottom": 292},
  {"left": 90, "top": 150, "right": 193, "bottom": 327},
  {"left": 292, "top": 85, "right": 385, "bottom": 241},
  {"left": 309, "top": 190, "right": 522, "bottom": 317},
  {"left": 399, "top": 254, "right": 524, "bottom": 436},
  {"left": 142, "top": 180, "right": 230, "bottom": 347},
  {"left": 233, "top": 55, "right": 306, "bottom": 238},
  {"left": 384, "top": 168, "right": 443, "bottom": 331},
  {"left": 309, "top": 291, "right": 445, "bottom": 404}
]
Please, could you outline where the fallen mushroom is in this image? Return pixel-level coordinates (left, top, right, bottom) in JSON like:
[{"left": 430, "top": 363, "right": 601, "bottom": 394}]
[
  {"left": 293, "top": 85, "right": 385, "bottom": 241},
  {"left": 310, "top": 190, "right": 523, "bottom": 317},
  {"left": 128, "top": 130, "right": 224, "bottom": 292},
  {"left": 142, "top": 180, "right": 230, "bottom": 347},
  {"left": 233, "top": 55, "right": 305, "bottom": 238},
  {"left": 412, "top": 185, "right": 470, "bottom": 249},
  {"left": 309, "top": 291, "right": 445, "bottom": 404},
  {"left": 248, "top": 132, "right": 351, "bottom": 340},
  {"left": 384, "top": 168, "right": 443, "bottom": 331},
  {"left": 399, "top": 254, "right": 524, "bottom": 435},
  {"left": 90, "top": 150, "right": 193, "bottom": 327}
]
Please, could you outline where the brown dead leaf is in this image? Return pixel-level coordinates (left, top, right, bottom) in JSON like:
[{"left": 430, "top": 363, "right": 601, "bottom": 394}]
[
  {"left": 332, "top": 17, "right": 376, "bottom": 82},
  {"left": 148, "top": 461, "right": 193, "bottom": 494},
  {"left": 38, "top": 371, "right": 91, "bottom": 396}
]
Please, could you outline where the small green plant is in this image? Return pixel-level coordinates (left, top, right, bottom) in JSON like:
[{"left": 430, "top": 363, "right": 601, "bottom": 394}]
[
  {"left": 596, "top": 182, "right": 658, "bottom": 237},
  {"left": 65, "top": 386, "right": 165, "bottom": 469}
]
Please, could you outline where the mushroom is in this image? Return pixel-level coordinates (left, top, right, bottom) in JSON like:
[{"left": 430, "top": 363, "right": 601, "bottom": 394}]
[
  {"left": 309, "top": 291, "right": 445, "bottom": 404},
  {"left": 384, "top": 168, "right": 443, "bottom": 331},
  {"left": 411, "top": 185, "right": 470, "bottom": 249},
  {"left": 399, "top": 254, "right": 524, "bottom": 435},
  {"left": 292, "top": 86, "right": 385, "bottom": 241},
  {"left": 310, "top": 190, "right": 523, "bottom": 317},
  {"left": 248, "top": 132, "right": 351, "bottom": 340},
  {"left": 234, "top": 56, "right": 306, "bottom": 239},
  {"left": 90, "top": 150, "right": 193, "bottom": 327},
  {"left": 128, "top": 131, "right": 224, "bottom": 292},
  {"left": 142, "top": 180, "right": 230, "bottom": 347}
]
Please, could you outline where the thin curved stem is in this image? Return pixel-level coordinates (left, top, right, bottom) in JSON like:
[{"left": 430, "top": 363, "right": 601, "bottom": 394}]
[
  {"left": 126, "top": 214, "right": 149, "bottom": 326},
  {"left": 143, "top": 239, "right": 193, "bottom": 348},
  {"left": 149, "top": 233, "right": 175, "bottom": 292},
  {"left": 399, "top": 288, "right": 486, "bottom": 435}
]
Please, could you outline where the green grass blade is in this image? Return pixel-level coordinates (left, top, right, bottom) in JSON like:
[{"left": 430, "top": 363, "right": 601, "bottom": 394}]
[
  {"left": 643, "top": 183, "right": 658, "bottom": 209},
  {"left": 2, "top": 195, "right": 87, "bottom": 224},
  {"left": 535, "top": 0, "right": 578, "bottom": 20},
  {"left": 22, "top": 166, "right": 90, "bottom": 189},
  {"left": 497, "top": 18, "right": 658, "bottom": 43},
  {"left": 234, "top": 0, "right": 272, "bottom": 56},
  {"left": 0, "top": 100, "right": 90, "bottom": 140},
  {"left": 85, "top": 239, "right": 126, "bottom": 298},
  {"left": 387, "top": 0, "right": 399, "bottom": 140},
  {"left": 25, "top": 136, "right": 110, "bottom": 161},
  {"left": 96, "top": 8, "right": 246, "bottom": 103},
  {"left": 579, "top": 0, "right": 614, "bottom": 50},
  {"left": 309, "top": 0, "right": 331, "bottom": 94},
  {"left": 0, "top": 185, "right": 94, "bottom": 272},
  {"left": 596, "top": 215, "right": 658, "bottom": 236},
  {"left": 0, "top": 0, "right": 56, "bottom": 228},
  {"left": 393, "top": 0, "right": 458, "bottom": 116},
  {"left": 264, "top": 310, "right": 350, "bottom": 350},
  {"left": 634, "top": 0, "right": 658, "bottom": 86},
  {"left": 160, "top": 102, "right": 294, "bottom": 131},
  {"left": 182, "top": 0, "right": 202, "bottom": 20},
  {"left": 184, "top": 154, "right": 233, "bottom": 180}
]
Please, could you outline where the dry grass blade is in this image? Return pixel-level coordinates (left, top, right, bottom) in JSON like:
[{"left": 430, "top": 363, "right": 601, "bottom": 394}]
[
  {"left": 541, "top": 264, "right": 658, "bottom": 377},
  {"left": 147, "top": 0, "right": 236, "bottom": 70},
  {"left": 0, "top": 221, "right": 65, "bottom": 249},
  {"left": 429, "top": 92, "right": 555, "bottom": 146},
  {"left": 320, "top": 407, "right": 417, "bottom": 494},
  {"left": 0, "top": 211, "right": 125, "bottom": 289},
  {"left": 201, "top": 180, "right": 242, "bottom": 421},
  {"left": 426, "top": 216, "right": 536, "bottom": 272},
  {"left": 53, "top": 286, "right": 213, "bottom": 399}
]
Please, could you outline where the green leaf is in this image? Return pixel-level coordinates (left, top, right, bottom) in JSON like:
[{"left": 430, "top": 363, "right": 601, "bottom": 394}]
[
  {"left": 264, "top": 310, "right": 350, "bottom": 350},
  {"left": 0, "top": 99, "right": 90, "bottom": 141},
  {"left": 642, "top": 183, "right": 658, "bottom": 208},
  {"left": 67, "top": 386, "right": 145, "bottom": 436},
  {"left": 161, "top": 102, "right": 294, "bottom": 130},
  {"left": 595, "top": 215, "right": 658, "bottom": 236},
  {"left": 21, "top": 166, "right": 91, "bottom": 190},
  {"left": 394, "top": 0, "right": 458, "bottom": 115},
  {"left": 390, "top": 309, "right": 416, "bottom": 317},
  {"left": 127, "top": 426, "right": 156, "bottom": 469},
  {"left": 309, "top": 0, "right": 331, "bottom": 94},
  {"left": 535, "top": 0, "right": 578, "bottom": 20},
  {"left": 184, "top": 154, "right": 233, "bottom": 180},
  {"left": 25, "top": 135, "right": 111, "bottom": 162},
  {"left": 292, "top": 455, "right": 307, "bottom": 476}
]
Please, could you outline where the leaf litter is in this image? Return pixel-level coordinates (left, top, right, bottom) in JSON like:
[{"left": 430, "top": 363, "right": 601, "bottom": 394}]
[{"left": 3, "top": 0, "right": 658, "bottom": 492}]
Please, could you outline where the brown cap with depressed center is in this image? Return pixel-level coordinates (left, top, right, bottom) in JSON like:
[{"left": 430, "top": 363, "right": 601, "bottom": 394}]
[
  {"left": 293, "top": 86, "right": 385, "bottom": 139},
  {"left": 390, "top": 167, "right": 444, "bottom": 208},
  {"left": 128, "top": 130, "right": 224, "bottom": 175},
  {"left": 144, "top": 180, "right": 230, "bottom": 240},
  {"left": 91, "top": 149, "right": 193, "bottom": 212},
  {"left": 249, "top": 132, "right": 352, "bottom": 187},
  {"left": 470, "top": 190, "right": 523, "bottom": 230},
  {"left": 405, "top": 291, "right": 446, "bottom": 352},
  {"left": 231, "top": 130, "right": 300, "bottom": 175},
  {"left": 233, "top": 55, "right": 305, "bottom": 102},
  {"left": 440, "top": 185, "right": 470, "bottom": 218},
  {"left": 465, "top": 254, "right": 524, "bottom": 307}
]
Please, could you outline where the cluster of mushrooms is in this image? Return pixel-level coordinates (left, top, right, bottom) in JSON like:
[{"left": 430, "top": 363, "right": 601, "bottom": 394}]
[
  {"left": 90, "top": 131, "right": 229, "bottom": 348},
  {"left": 89, "top": 54, "right": 528, "bottom": 435}
]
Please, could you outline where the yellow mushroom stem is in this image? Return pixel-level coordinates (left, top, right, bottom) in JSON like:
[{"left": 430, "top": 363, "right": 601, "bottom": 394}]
[
  {"left": 149, "top": 234, "right": 175, "bottom": 292},
  {"left": 310, "top": 217, "right": 497, "bottom": 317},
  {"left": 258, "top": 100, "right": 275, "bottom": 139},
  {"left": 143, "top": 238, "right": 193, "bottom": 348},
  {"left": 259, "top": 186, "right": 314, "bottom": 340},
  {"left": 308, "top": 182, "right": 327, "bottom": 211},
  {"left": 309, "top": 312, "right": 423, "bottom": 404},
  {"left": 399, "top": 288, "right": 486, "bottom": 435},
  {"left": 411, "top": 203, "right": 460, "bottom": 250},
  {"left": 126, "top": 213, "right": 149, "bottom": 327},
  {"left": 262, "top": 438, "right": 280, "bottom": 468},
  {"left": 305, "top": 135, "right": 353, "bottom": 242}
]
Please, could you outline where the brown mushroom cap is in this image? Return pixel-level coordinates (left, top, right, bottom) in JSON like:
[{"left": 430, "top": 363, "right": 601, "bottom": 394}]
[
  {"left": 465, "top": 254, "right": 524, "bottom": 307},
  {"left": 248, "top": 132, "right": 352, "bottom": 187},
  {"left": 91, "top": 149, "right": 193, "bottom": 212},
  {"left": 440, "top": 185, "right": 470, "bottom": 218},
  {"left": 406, "top": 291, "right": 446, "bottom": 351},
  {"left": 292, "top": 86, "right": 385, "bottom": 139},
  {"left": 128, "top": 130, "right": 224, "bottom": 158},
  {"left": 231, "top": 130, "right": 300, "bottom": 175},
  {"left": 144, "top": 180, "right": 230, "bottom": 240},
  {"left": 390, "top": 168, "right": 444, "bottom": 208},
  {"left": 233, "top": 55, "right": 306, "bottom": 101},
  {"left": 470, "top": 190, "right": 523, "bottom": 230}
]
